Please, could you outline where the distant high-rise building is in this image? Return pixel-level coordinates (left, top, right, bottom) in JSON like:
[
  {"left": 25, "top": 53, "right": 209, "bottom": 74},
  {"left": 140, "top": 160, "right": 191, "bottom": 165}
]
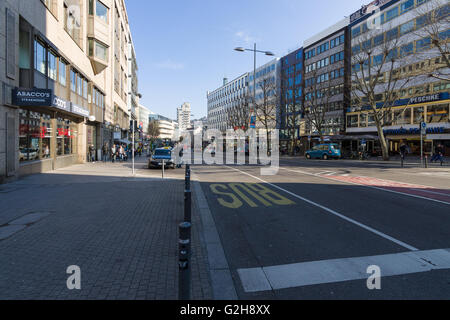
[{"left": 177, "top": 103, "right": 191, "bottom": 131}]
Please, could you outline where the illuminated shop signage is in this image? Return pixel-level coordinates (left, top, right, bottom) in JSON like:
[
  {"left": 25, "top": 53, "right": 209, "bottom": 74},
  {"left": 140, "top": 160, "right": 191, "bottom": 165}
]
[
  {"left": 52, "top": 95, "right": 71, "bottom": 112},
  {"left": 384, "top": 127, "right": 445, "bottom": 135},
  {"left": 71, "top": 103, "right": 90, "bottom": 117},
  {"left": 12, "top": 88, "right": 52, "bottom": 106}
]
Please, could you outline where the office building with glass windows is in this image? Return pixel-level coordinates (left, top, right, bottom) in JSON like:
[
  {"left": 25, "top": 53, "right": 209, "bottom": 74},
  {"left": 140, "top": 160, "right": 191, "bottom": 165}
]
[
  {"left": 0, "top": 0, "right": 138, "bottom": 182},
  {"left": 303, "top": 18, "right": 350, "bottom": 142},
  {"left": 207, "top": 74, "right": 249, "bottom": 132},
  {"left": 348, "top": 0, "right": 449, "bottom": 156}
]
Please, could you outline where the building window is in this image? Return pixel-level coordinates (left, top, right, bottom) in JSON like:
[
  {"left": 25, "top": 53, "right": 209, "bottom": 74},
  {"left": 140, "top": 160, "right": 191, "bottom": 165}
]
[
  {"left": 19, "top": 110, "right": 52, "bottom": 162},
  {"left": 88, "top": 39, "right": 108, "bottom": 61},
  {"left": 70, "top": 69, "right": 76, "bottom": 92},
  {"left": 59, "top": 59, "right": 67, "bottom": 86},
  {"left": 48, "top": 51, "right": 57, "bottom": 80},
  {"left": 400, "top": 0, "right": 414, "bottom": 14},
  {"left": 385, "top": 7, "right": 399, "bottom": 22},
  {"left": 95, "top": 0, "right": 108, "bottom": 23},
  {"left": 400, "top": 20, "right": 415, "bottom": 35},
  {"left": 34, "top": 40, "right": 46, "bottom": 74},
  {"left": 416, "top": 37, "right": 431, "bottom": 52},
  {"left": 427, "top": 104, "right": 449, "bottom": 123}
]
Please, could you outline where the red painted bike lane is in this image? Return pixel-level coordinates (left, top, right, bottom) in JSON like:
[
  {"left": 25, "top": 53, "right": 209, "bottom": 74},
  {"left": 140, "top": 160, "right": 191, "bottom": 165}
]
[{"left": 321, "top": 175, "right": 450, "bottom": 204}]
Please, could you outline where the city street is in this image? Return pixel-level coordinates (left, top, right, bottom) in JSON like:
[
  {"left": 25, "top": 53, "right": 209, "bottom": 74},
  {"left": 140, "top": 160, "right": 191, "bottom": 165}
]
[{"left": 193, "top": 158, "right": 450, "bottom": 299}]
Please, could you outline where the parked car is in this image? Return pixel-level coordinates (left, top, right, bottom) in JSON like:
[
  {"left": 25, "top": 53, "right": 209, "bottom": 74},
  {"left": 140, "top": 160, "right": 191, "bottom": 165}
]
[
  {"left": 148, "top": 148, "right": 175, "bottom": 169},
  {"left": 305, "top": 144, "right": 341, "bottom": 160}
]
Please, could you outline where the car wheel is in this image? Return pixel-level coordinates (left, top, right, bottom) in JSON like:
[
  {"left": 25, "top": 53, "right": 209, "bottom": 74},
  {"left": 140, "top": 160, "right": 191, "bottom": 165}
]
[
  {"left": 322, "top": 154, "right": 328, "bottom": 160},
  {"left": 306, "top": 154, "right": 311, "bottom": 159}
]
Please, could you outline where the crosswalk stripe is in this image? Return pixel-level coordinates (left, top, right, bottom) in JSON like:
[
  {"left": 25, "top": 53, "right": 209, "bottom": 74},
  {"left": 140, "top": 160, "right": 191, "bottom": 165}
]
[{"left": 238, "top": 249, "right": 450, "bottom": 292}]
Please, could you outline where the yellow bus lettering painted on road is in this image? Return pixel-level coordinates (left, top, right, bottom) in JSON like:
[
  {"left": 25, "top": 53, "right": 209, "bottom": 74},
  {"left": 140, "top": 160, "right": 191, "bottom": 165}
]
[
  {"left": 210, "top": 184, "right": 243, "bottom": 209},
  {"left": 246, "top": 183, "right": 295, "bottom": 206}
]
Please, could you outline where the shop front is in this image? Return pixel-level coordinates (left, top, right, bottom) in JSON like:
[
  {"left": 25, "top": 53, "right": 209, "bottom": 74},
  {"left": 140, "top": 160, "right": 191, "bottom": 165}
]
[
  {"left": 13, "top": 88, "right": 89, "bottom": 175},
  {"left": 346, "top": 92, "right": 450, "bottom": 158}
]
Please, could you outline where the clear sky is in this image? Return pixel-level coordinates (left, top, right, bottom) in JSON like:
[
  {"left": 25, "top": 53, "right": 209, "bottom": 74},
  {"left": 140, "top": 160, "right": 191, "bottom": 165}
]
[{"left": 126, "top": 0, "right": 367, "bottom": 121}]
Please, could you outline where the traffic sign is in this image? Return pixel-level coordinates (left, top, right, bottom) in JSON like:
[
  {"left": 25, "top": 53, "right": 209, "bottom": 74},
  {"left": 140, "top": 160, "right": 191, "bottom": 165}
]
[
  {"left": 361, "top": 139, "right": 366, "bottom": 146},
  {"left": 420, "top": 122, "right": 427, "bottom": 135}
]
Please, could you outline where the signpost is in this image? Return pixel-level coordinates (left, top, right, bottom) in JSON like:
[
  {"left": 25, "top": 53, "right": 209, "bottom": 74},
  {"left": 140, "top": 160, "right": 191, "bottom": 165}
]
[{"left": 420, "top": 122, "right": 426, "bottom": 168}]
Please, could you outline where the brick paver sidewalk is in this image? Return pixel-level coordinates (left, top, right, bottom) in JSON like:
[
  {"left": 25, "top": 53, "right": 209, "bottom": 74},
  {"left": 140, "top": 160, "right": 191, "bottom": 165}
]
[{"left": 0, "top": 158, "right": 212, "bottom": 300}]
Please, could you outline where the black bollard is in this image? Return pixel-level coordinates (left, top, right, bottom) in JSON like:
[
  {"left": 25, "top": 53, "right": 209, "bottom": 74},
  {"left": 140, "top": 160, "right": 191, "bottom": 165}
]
[
  {"left": 184, "top": 188, "right": 191, "bottom": 223},
  {"left": 178, "top": 222, "right": 191, "bottom": 300}
]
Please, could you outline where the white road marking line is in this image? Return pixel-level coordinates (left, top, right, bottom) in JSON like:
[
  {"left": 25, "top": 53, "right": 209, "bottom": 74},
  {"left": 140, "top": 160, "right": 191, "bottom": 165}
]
[
  {"left": 238, "top": 249, "right": 450, "bottom": 292},
  {"left": 225, "top": 166, "right": 418, "bottom": 251},
  {"left": 281, "top": 167, "right": 450, "bottom": 206},
  {"left": 410, "top": 188, "right": 450, "bottom": 197}
]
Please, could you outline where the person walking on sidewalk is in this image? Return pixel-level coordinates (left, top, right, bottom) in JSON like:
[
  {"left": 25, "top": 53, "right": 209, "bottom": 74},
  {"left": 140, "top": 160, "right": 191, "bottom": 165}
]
[
  {"left": 431, "top": 144, "right": 445, "bottom": 164},
  {"left": 89, "top": 145, "right": 96, "bottom": 163},
  {"left": 102, "top": 143, "right": 109, "bottom": 162},
  {"left": 111, "top": 144, "right": 116, "bottom": 163},
  {"left": 399, "top": 141, "right": 408, "bottom": 162}
]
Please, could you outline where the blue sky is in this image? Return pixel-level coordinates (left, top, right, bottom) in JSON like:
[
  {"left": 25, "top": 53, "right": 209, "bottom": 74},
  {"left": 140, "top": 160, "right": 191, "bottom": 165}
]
[{"left": 126, "top": 0, "right": 366, "bottom": 120}]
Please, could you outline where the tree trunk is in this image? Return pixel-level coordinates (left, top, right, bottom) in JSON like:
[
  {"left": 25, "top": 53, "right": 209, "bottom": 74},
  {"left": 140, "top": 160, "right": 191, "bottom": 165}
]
[{"left": 375, "top": 120, "right": 390, "bottom": 161}]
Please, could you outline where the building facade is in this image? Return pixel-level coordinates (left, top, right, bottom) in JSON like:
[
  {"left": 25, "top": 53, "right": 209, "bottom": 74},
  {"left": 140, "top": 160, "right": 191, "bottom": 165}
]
[
  {"left": 177, "top": 102, "right": 191, "bottom": 132},
  {"left": 303, "top": 18, "right": 350, "bottom": 140},
  {"left": 207, "top": 74, "right": 249, "bottom": 132},
  {"left": 0, "top": 0, "right": 138, "bottom": 183},
  {"left": 248, "top": 58, "right": 281, "bottom": 130},
  {"left": 348, "top": 0, "right": 449, "bottom": 156},
  {"left": 279, "top": 47, "right": 304, "bottom": 149},
  {"left": 149, "top": 112, "right": 177, "bottom": 140}
]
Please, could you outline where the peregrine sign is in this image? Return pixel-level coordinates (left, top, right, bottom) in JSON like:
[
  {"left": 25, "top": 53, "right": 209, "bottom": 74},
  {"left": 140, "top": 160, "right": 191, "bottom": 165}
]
[{"left": 350, "top": 0, "right": 392, "bottom": 23}]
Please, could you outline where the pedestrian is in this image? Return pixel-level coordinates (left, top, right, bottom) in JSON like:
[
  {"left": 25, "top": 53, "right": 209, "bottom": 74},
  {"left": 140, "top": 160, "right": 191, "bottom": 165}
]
[
  {"left": 399, "top": 141, "right": 408, "bottom": 161},
  {"left": 89, "top": 144, "right": 96, "bottom": 163},
  {"left": 102, "top": 143, "right": 108, "bottom": 162},
  {"left": 111, "top": 144, "right": 116, "bottom": 163},
  {"left": 431, "top": 144, "right": 444, "bottom": 164}
]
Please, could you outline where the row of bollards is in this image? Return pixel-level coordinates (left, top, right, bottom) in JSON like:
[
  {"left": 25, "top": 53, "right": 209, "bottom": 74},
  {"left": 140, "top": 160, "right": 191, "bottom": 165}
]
[{"left": 179, "top": 164, "right": 191, "bottom": 300}]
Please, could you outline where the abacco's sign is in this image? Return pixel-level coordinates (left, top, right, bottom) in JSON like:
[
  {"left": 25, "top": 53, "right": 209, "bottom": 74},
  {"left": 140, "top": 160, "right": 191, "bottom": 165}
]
[{"left": 12, "top": 88, "right": 52, "bottom": 106}]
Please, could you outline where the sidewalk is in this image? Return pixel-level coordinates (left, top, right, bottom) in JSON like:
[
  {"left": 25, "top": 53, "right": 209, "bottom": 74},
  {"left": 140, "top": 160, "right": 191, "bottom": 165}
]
[{"left": 0, "top": 158, "right": 212, "bottom": 300}]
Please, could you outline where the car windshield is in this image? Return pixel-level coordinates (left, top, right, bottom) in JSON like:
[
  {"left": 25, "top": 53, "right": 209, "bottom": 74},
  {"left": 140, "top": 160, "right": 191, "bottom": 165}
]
[{"left": 154, "top": 150, "right": 171, "bottom": 156}]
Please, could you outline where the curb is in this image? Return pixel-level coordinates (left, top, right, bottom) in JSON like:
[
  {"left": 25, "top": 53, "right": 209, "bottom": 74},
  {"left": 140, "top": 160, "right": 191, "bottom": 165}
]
[{"left": 191, "top": 172, "right": 238, "bottom": 300}]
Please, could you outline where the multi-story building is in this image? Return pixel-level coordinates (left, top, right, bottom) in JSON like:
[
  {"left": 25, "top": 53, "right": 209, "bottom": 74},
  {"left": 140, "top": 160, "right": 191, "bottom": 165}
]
[
  {"left": 177, "top": 102, "right": 191, "bottom": 132},
  {"left": 149, "top": 113, "right": 177, "bottom": 140},
  {"left": 0, "top": 0, "right": 139, "bottom": 183},
  {"left": 303, "top": 18, "right": 350, "bottom": 140},
  {"left": 137, "top": 103, "right": 150, "bottom": 137},
  {"left": 347, "top": 0, "right": 449, "bottom": 156},
  {"left": 248, "top": 58, "right": 281, "bottom": 130},
  {"left": 279, "top": 47, "right": 304, "bottom": 149},
  {"left": 207, "top": 74, "right": 249, "bottom": 132}
]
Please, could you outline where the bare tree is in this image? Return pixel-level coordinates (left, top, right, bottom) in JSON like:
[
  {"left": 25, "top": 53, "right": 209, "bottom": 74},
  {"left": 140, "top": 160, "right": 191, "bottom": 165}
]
[
  {"left": 413, "top": 0, "right": 450, "bottom": 81},
  {"left": 303, "top": 66, "right": 337, "bottom": 142},
  {"left": 147, "top": 120, "right": 160, "bottom": 139},
  {"left": 227, "top": 93, "right": 252, "bottom": 132},
  {"left": 253, "top": 77, "right": 279, "bottom": 154},
  {"left": 280, "top": 63, "right": 302, "bottom": 155},
  {"left": 351, "top": 30, "right": 414, "bottom": 160}
]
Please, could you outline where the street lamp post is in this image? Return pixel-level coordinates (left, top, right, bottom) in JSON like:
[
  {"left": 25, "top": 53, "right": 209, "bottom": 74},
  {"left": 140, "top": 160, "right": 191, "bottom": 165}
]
[{"left": 234, "top": 44, "right": 274, "bottom": 112}]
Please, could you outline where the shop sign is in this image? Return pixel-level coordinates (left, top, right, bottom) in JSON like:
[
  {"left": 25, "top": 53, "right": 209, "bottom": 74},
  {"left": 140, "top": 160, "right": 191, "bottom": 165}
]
[
  {"left": 409, "top": 94, "right": 441, "bottom": 105},
  {"left": 384, "top": 127, "right": 445, "bottom": 135},
  {"left": 12, "top": 88, "right": 52, "bottom": 106},
  {"left": 52, "top": 95, "right": 70, "bottom": 112},
  {"left": 71, "top": 103, "right": 90, "bottom": 117}
]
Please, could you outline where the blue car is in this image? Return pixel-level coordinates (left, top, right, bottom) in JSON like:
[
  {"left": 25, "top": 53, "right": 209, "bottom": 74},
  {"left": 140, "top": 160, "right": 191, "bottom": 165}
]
[{"left": 305, "top": 144, "right": 341, "bottom": 160}]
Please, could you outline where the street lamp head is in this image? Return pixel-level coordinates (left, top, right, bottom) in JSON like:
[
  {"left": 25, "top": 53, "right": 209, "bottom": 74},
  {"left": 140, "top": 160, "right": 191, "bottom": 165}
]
[
  {"left": 265, "top": 51, "right": 275, "bottom": 56},
  {"left": 234, "top": 47, "right": 245, "bottom": 52}
]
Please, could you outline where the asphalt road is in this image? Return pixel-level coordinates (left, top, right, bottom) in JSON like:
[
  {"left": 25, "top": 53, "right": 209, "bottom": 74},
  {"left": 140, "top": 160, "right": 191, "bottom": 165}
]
[{"left": 193, "top": 158, "right": 450, "bottom": 299}]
